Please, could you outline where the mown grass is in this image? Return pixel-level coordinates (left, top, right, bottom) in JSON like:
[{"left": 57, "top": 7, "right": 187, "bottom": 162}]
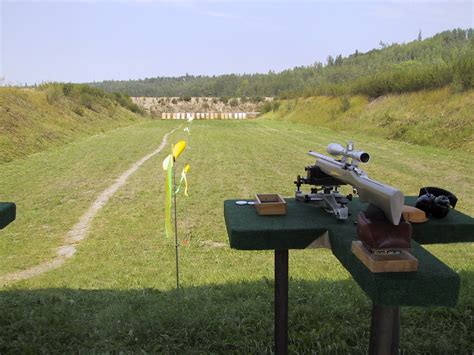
[
  {"left": 0, "top": 120, "right": 177, "bottom": 274},
  {"left": 265, "top": 87, "right": 474, "bottom": 153},
  {"left": 1, "top": 119, "right": 473, "bottom": 353}
]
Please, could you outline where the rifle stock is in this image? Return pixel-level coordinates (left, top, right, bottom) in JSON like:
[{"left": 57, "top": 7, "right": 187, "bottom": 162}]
[{"left": 309, "top": 150, "right": 404, "bottom": 225}]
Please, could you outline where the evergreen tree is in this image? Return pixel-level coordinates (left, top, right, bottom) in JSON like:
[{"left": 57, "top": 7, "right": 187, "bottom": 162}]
[{"left": 326, "top": 55, "right": 334, "bottom": 66}]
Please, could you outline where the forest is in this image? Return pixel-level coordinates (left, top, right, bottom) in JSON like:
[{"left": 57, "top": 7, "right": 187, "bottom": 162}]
[{"left": 91, "top": 29, "right": 473, "bottom": 99}]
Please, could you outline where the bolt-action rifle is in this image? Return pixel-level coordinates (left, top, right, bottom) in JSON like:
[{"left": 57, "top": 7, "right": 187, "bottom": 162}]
[{"left": 295, "top": 142, "right": 404, "bottom": 225}]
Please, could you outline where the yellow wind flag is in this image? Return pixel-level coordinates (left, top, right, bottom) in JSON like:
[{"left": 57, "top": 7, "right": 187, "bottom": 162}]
[
  {"left": 172, "top": 140, "right": 186, "bottom": 160},
  {"left": 175, "top": 164, "right": 190, "bottom": 196},
  {"left": 162, "top": 154, "right": 174, "bottom": 238}
]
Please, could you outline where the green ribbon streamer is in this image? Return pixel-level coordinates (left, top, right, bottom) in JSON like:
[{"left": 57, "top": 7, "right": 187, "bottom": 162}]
[{"left": 164, "top": 154, "right": 174, "bottom": 238}]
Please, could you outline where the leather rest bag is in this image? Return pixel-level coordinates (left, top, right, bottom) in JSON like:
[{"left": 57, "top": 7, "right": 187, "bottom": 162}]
[{"left": 357, "top": 204, "right": 412, "bottom": 250}]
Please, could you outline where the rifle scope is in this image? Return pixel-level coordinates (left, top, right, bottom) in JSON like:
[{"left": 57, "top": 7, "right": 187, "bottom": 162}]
[{"left": 327, "top": 143, "right": 370, "bottom": 163}]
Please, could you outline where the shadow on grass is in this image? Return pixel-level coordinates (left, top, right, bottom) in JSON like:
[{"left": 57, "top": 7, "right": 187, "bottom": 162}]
[{"left": 1, "top": 275, "right": 472, "bottom": 353}]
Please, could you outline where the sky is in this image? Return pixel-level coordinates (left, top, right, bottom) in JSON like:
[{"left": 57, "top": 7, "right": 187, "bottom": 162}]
[{"left": 1, "top": 0, "right": 473, "bottom": 85}]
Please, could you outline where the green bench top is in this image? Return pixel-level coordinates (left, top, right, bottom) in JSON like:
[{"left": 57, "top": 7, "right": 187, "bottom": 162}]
[
  {"left": 224, "top": 197, "right": 474, "bottom": 307},
  {"left": 0, "top": 202, "right": 16, "bottom": 229}
]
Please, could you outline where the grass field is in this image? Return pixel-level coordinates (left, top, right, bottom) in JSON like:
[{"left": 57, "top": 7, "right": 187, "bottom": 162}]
[{"left": 1, "top": 119, "right": 473, "bottom": 353}]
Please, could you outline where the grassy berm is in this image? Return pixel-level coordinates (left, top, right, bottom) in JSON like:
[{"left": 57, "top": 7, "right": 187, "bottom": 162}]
[
  {"left": 0, "top": 116, "right": 473, "bottom": 352},
  {"left": 0, "top": 84, "right": 146, "bottom": 163},
  {"left": 264, "top": 87, "right": 474, "bottom": 153}
]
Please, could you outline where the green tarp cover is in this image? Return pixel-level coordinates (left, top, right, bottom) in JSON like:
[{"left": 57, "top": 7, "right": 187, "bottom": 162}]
[
  {"left": 328, "top": 227, "right": 461, "bottom": 307},
  {"left": 224, "top": 197, "right": 474, "bottom": 307},
  {"left": 224, "top": 197, "right": 473, "bottom": 250},
  {"left": 0, "top": 202, "right": 16, "bottom": 229}
]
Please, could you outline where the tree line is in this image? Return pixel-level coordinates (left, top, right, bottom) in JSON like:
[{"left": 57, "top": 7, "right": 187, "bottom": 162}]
[{"left": 91, "top": 29, "right": 473, "bottom": 99}]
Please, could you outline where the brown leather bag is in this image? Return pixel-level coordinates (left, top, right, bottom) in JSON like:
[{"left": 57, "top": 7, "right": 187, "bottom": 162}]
[{"left": 357, "top": 204, "right": 412, "bottom": 250}]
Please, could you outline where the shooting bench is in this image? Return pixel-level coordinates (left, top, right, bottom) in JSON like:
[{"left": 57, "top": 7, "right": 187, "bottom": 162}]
[
  {"left": 224, "top": 197, "right": 474, "bottom": 354},
  {"left": 0, "top": 202, "right": 16, "bottom": 229}
]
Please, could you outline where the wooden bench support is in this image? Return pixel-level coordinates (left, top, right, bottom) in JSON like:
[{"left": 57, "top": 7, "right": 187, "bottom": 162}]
[
  {"left": 275, "top": 250, "right": 289, "bottom": 355},
  {"left": 369, "top": 304, "right": 400, "bottom": 355}
]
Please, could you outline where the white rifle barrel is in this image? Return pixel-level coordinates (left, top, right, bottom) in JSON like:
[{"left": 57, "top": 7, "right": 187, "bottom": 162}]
[{"left": 308, "top": 151, "right": 404, "bottom": 225}]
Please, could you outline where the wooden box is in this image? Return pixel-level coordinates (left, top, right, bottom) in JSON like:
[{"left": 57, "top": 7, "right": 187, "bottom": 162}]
[
  {"left": 351, "top": 241, "right": 418, "bottom": 273},
  {"left": 255, "top": 194, "right": 287, "bottom": 216}
]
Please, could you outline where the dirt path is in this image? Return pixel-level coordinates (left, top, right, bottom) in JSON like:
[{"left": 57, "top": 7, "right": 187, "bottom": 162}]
[{"left": 0, "top": 127, "right": 179, "bottom": 286}]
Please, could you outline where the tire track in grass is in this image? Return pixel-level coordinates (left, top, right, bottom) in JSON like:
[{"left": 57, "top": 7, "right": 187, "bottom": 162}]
[{"left": 0, "top": 127, "right": 179, "bottom": 285}]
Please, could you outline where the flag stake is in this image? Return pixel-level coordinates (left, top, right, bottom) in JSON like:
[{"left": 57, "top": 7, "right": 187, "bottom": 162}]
[{"left": 173, "top": 162, "right": 180, "bottom": 292}]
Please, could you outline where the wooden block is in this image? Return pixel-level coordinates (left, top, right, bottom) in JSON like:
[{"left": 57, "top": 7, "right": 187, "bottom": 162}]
[
  {"left": 255, "top": 194, "right": 287, "bottom": 215},
  {"left": 351, "top": 241, "right": 418, "bottom": 273},
  {"left": 402, "top": 205, "right": 428, "bottom": 223}
]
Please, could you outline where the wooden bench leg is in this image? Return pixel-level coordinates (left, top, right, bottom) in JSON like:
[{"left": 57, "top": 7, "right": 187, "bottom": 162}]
[
  {"left": 369, "top": 304, "right": 400, "bottom": 355},
  {"left": 275, "top": 249, "right": 289, "bottom": 355}
]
